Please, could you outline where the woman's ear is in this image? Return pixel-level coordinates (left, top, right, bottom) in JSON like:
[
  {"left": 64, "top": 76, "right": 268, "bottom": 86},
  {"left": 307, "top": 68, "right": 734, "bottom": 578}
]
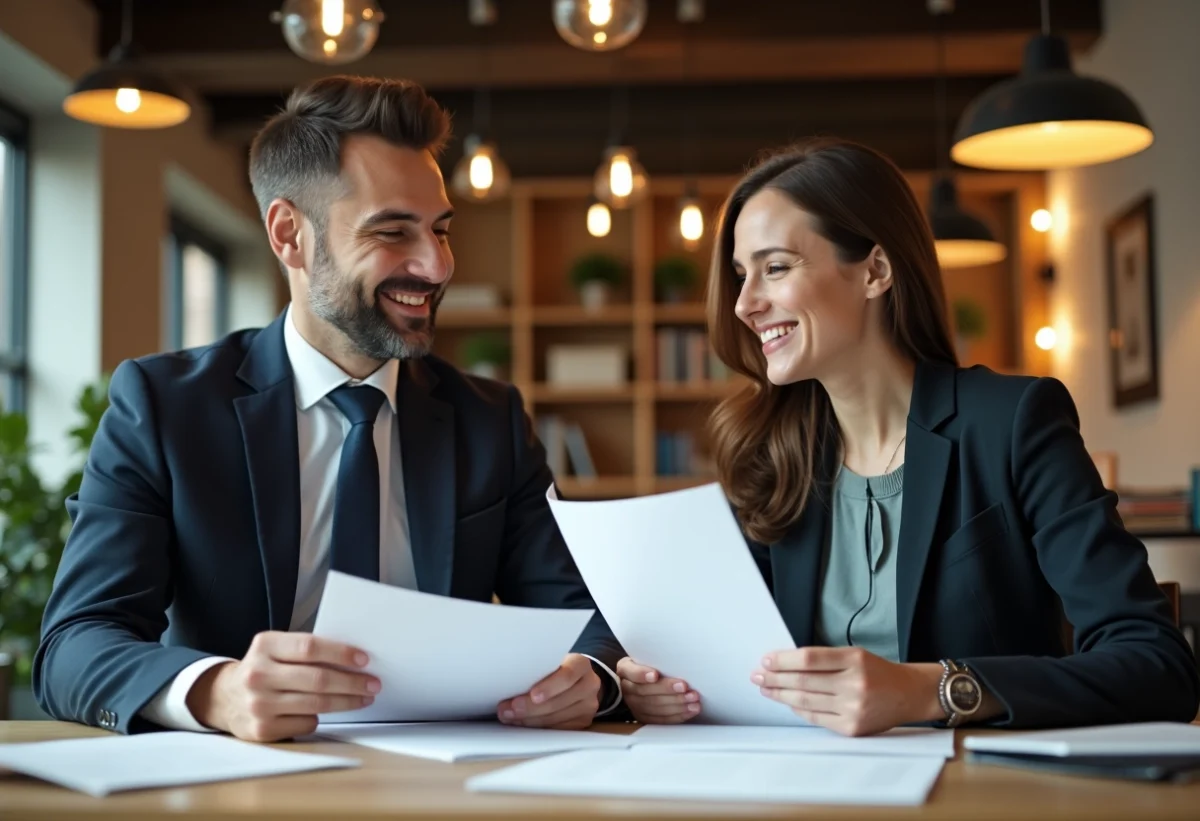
[{"left": 864, "top": 245, "right": 895, "bottom": 299}]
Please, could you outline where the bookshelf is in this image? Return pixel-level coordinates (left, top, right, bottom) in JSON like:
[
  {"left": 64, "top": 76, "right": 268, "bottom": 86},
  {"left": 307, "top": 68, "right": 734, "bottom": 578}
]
[
  {"left": 437, "top": 176, "right": 740, "bottom": 500},
  {"left": 436, "top": 172, "right": 1048, "bottom": 501}
]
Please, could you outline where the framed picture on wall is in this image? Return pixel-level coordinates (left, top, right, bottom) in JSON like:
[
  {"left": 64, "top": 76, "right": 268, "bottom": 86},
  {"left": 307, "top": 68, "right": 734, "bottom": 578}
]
[{"left": 1105, "top": 194, "right": 1159, "bottom": 408}]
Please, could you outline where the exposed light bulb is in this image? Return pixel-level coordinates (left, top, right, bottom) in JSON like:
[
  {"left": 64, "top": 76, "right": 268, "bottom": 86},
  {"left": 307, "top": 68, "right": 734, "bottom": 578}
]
[
  {"left": 114, "top": 88, "right": 141, "bottom": 114},
  {"left": 323, "top": 38, "right": 337, "bottom": 56},
  {"left": 321, "top": 0, "right": 345, "bottom": 36},
  {"left": 1031, "top": 208, "right": 1053, "bottom": 232},
  {"left": 1035, "top": 325, "right": 1058, "bottom": 351},
  {"left": 469, "top": 153, "right": 495, "bottom": 191},
  {"left": 588, "top": 0, "right": 614, "bottom": 26},
  {"left": 609, "top": 154, "right": 633, "bottom": 198},
  {"left": 680, "top": 203, "right": 704, "bottom": 243},
  {"left": 594, "top": 31, "right": 607, "bottom": 45},
  {"left": 587, "top": 201, "right": 612, "bottom": 237}
]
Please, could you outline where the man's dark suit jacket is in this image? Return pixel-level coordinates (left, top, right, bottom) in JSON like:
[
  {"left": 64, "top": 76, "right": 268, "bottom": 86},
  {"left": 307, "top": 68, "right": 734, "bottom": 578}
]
[
  {"left": 751, "top": 360, "right": 1199, "bottom": 728},
  {"left": 33, "top": 312, "right": 623, "bottom": 734}
]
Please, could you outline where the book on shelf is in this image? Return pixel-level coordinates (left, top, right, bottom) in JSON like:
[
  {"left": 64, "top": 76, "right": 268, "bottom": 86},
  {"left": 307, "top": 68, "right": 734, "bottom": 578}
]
[
  {"left": 1117, "top": 487, "right": 1194, "bottom": 533},
  {"left": 655, "top": 327, "right": 730, "bottom": 383},
  {"left": 535, "top": 414, "right": 597, "bottom": 480},
  {"left": 656, "top": 430, "right": 704, "bottom": 477},
  {"left": 439, "top": 283, "right": 503, "bottom": 310}
]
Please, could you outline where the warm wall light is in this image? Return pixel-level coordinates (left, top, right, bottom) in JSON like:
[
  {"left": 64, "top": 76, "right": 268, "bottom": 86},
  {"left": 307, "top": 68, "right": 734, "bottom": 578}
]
[
  {"left": 1035, "top": 325, "right": 1058, "bottom": 350},
  {"left": 587, "top": 200, "right": 612, "bottom": 237},
  {"left": 1031, "top": 208, "right": 1054, "bottom": 232}
]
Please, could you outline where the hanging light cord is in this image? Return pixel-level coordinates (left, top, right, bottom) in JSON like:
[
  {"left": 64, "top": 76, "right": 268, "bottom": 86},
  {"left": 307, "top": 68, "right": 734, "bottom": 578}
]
[
  {"left": 934, "top": 12, "right": 948, "bottom": 173},
  {"left": 121, "top": 0, "right": 133, "bottom": 48},
  {"left": 1041, "top": 0, "right": 1051, "bottom": 35}
]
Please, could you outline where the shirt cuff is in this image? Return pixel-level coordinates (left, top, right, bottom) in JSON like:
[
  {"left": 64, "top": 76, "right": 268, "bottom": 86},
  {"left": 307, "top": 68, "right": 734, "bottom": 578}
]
[
  {"left": 582, "top": 654, "right": 623, "bottom": 717},
  {"left": 138, "top": 656, "right": 236, "bottom": 732}
]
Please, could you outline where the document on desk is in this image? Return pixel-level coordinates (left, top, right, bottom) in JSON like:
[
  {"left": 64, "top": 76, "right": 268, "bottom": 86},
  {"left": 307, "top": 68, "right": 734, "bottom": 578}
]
[
  {"left": 963, "top": 721, "right": 1200, "bottom": 756},
  {"left": 317, "top": 721, "right": 634, "bottom": 762},
  {"left": 466, "top": 748, "right": 946, "bottom": 806},
  {"left": 547, "top": 482, "right": 804, "bottom": 726},
  {"left": 632, "top": 724, "right": 955, "bottom": 758},
  {"left": 313, "top": 571, "right": 594, "bottom": 723},
  {"left": 0, "top": 732, "right": 358, "bottom": 797}
]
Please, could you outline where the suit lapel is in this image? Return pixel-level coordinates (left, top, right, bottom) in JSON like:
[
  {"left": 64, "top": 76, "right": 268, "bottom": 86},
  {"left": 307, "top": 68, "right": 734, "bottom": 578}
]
[
  {"left": 234, "top": 314, "right": 301, "bottom": 632},
  {"left": 398, "top": 359, "right": 456, "bottom": 596},
  {"left": 773, "top": 497, "right": 827, "bottom": 646},
  {"left": 895, "top": 361, "right": 956, "bottom": 661}
]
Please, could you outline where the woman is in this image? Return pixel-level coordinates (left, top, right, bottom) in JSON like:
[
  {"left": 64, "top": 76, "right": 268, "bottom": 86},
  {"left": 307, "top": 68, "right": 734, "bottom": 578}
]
[{"left": 616, "top": 139, "right": 1199, "bottom": 735}]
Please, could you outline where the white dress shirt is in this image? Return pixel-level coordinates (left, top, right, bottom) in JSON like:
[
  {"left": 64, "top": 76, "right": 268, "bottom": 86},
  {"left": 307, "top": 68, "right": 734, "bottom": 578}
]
[{"left": 141, "top": 308, "right": 618, "bottom": 730}]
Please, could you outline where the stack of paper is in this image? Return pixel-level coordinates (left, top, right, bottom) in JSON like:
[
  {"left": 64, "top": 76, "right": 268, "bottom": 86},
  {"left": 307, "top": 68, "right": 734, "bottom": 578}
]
[
  {"left": 466, "top": 748, "right": 946, "bottom": 806},
  {"left": 964, "top": 722, "right": 1200, "bottom": 757},
  {"left": 317, "top": 721, "right": 634, "bottom": 762},
  {"left": 0, "top": 733, "right": 358, "bottom": 797},
  {"left": 312, "top": 571, "right": 594, "bottom": 723}
]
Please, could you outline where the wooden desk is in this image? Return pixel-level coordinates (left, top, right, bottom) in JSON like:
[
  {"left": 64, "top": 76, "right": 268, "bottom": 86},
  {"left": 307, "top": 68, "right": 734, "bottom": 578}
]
[{"left": 1, "top": 721, "right": 1197, "bottom": 820}]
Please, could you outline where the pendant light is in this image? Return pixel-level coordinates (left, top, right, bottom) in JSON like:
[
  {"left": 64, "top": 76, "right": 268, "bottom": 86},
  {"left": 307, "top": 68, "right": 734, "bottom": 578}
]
[
  {"left": 927, "top": 1, "right": 1006, "bottom": 269},
  {"left": 951, "top": 0, "right": 1152, "bottom": 170},
  {"left": 451, "top": 16, "right": 511, "bottom": 202},
  {"left": 271, "top": 0, "right": 385, "bottom": 66},
  {"left": 553, "top": 0, "right": 648, "bottom": 52},
  {"left": 593, "top": 87, "right": 648, "bottom": 210},
  {"left": 586, "top": 199, "right": 612, "bottom": 238},
  {"left": 673, "top": 5, "right": 704, "bottom": 250},
  {"left": 63, "top": 0, "right": 190, "bottom": 129}
]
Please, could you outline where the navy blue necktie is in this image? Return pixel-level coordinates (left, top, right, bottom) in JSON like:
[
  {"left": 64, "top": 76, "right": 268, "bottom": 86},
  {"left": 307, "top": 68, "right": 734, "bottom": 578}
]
[{"left": 328, "top": 385, "right": 387, "bottom": 581}]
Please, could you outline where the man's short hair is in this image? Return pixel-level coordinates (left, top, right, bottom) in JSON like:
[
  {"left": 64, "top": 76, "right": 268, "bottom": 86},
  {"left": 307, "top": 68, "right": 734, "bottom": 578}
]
[{"left": 248, "top": 75, "right": 452, "bottom": 224}]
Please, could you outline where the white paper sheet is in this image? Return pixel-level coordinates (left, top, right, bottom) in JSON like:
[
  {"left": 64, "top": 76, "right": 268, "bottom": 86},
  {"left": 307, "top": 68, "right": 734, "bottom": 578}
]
[
  {"left": 632, "top": 724, "right": 955, "bottom": 758},
  {"left": 547, "top": 482, "right": 804, "bottom": 725},
  {"left": 0, "top": 732, "right": 358, "bottom": 797},
  {"left": 317, "top": 721, "right": 634, "bottom": 762},
  {"left": 466, "top": 748, "right": 945, "bottom": 806},
  {"left": 963, "top": 722, "right": 1200, "bottom": 757},
  {"left": 313, "top": 571, "right": 595, "bottom": 723}
]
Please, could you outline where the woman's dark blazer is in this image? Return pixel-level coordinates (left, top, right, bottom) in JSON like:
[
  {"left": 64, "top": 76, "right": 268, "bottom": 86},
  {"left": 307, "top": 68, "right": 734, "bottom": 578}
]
[{"left": 750, "top": 360, "right": 1199, "bottom": 729}]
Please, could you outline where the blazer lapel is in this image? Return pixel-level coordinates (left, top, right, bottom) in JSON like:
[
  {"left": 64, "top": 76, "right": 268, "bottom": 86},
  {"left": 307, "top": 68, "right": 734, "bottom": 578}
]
[
  {"left": 895, "top": 361, "right": 956, "bottom": 661},
  {"left": 233, "top": 313, "right": 301, "bottom": 632},
  {"left": 398, "top": 359, "right": 456, "bottom": 596}
]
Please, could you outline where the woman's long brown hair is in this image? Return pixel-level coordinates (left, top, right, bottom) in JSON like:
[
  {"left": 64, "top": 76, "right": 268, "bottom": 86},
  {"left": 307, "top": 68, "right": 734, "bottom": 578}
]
[{"left": 708, "top": 138, "right": 957, "bottom": 544}]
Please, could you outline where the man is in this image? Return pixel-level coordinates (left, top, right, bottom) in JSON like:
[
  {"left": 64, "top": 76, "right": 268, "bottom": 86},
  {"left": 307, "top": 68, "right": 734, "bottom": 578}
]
[{"left": 33, "top": 76, "right": 624, "bottom": 742}]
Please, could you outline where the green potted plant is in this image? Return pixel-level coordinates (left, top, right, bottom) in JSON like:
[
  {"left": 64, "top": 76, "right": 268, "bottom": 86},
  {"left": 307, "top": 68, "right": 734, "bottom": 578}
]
[
  {"left": 952, "top": 298, "right": 987, "bottom": 363},
  {"left": 460, "top": 332, "right": 512, "bottom": 380},
  {"left": 568, "top": 252, "right": 625, "bottom": 312},
  {"left": 0, "top": 377, "right": 109, "bottom": 719},
  {"left": 654, "top": 255, "right": 701, "bottom": 303}
]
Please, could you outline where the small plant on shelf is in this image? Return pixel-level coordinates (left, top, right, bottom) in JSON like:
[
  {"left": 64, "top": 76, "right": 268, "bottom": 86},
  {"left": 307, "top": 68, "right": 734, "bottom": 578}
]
[
  {"left": 654, "top": 255, "right": 700, "bottom": 304},
  {"left": 460, "top": 332, "right": 511, "bottom": 380},
  {"left": 568, "top": 252, "right": 625, "bottom": 312},
  {"left": 952, "top": 298, "right": 987, "bottom": 362}
]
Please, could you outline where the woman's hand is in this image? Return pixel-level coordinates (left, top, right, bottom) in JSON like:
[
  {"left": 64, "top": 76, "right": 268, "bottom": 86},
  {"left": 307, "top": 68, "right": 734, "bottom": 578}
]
[
  {"left": 752, "top": 647, "right": 945, "bottom": 736},
  {"left": 616, "top": 657, "right": 702, "bottom": 724}
]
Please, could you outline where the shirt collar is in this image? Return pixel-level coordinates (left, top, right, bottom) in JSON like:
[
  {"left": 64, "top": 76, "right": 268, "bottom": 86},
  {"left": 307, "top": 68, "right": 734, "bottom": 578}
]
[{"left": 282, "top": 305, "right": 399, "bottom": 414}]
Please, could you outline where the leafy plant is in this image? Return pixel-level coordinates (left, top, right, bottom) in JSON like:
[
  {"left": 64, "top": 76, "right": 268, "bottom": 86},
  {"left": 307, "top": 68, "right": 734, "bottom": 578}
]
[
  {"left": 654, "top": 255, "right": 700, "bottom": 299},
  {"left": 460, "top": 332, "right": 511, "bottom": 368},
  {"left": 953, "top": 299, "right": 987, "bottom": 340},
  {"left": 568, "top": 252, "right": 625, "bottom": 291},
  {"left": 0, "top": 377, "right": 109, "bottom": 682}
]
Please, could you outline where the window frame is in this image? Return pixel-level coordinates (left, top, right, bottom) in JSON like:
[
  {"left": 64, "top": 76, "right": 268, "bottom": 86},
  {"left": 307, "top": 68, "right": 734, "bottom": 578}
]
[
  {"left": 165, "top": 214, "right": 231, "bottom": 351},
  {"left": 0, "top": 97, "right": 30, "bottom": 413}
]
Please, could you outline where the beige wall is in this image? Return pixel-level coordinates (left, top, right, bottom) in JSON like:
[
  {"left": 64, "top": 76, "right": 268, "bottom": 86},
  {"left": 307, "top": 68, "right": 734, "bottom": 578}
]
[
  {"left": 0, "top": 0, "right": 278, "bottom": 481},
  {"left": 1046, "top": 0, "right": 1200, "bottom": 489}
]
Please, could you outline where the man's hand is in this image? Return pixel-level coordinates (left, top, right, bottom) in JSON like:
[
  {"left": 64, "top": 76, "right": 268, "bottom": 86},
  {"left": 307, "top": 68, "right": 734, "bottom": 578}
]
[
  {"left": 616, "top": 657, "right": 701, "bottom": 724},
  {"left": 187, "top": 631, "right": 380, "bottom": 742},
  {"left": 496, "top": 653, "right": 601, "bottom": 730},
  {"left": 752, "top": 647, "right": 945, "bottom": 737}
]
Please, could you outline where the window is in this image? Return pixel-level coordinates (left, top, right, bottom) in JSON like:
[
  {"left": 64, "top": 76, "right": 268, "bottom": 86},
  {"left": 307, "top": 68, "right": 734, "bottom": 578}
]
[
  {"left": 0, "top": 99, "right": 29, "bottom": 413},
  {"left": 165, "top": 216, "right": 229, "bottom": 350}
]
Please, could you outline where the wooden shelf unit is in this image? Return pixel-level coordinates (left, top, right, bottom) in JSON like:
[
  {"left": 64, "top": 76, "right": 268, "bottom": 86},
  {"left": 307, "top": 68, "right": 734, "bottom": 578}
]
[
  {"left": 438, "top": 177, "right": 736, "bottom": 499},
  {"left": 439, "top": 172, "right": 1046, "bottom": 501}
]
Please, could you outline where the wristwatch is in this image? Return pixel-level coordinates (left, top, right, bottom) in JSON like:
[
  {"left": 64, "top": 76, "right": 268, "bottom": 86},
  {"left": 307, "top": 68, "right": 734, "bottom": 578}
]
[{"left": 937, "top": 659, "right": 982, "bottom": 727}]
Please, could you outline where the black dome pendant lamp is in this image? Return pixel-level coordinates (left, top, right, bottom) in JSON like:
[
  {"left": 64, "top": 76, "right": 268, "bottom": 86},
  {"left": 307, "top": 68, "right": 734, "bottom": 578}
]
[
  {"left": 951, "top": 0, "right": 1152, "bottom": 170},
  {"left": 928, "top": 1, "right": 1006, "bottom": 269},
  {"left": 63, "top": 0, "right": 191, "bottom": 129}
]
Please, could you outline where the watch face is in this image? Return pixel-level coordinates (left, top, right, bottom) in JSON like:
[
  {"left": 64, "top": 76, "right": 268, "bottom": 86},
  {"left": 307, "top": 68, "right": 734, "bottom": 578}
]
[{"left": 948, "top": 673, "right": 981, "bottom": 712}]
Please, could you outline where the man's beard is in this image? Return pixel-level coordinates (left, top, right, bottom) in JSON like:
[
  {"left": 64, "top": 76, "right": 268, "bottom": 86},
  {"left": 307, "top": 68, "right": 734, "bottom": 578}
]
[{"left": 307, "top": 234, "right": 444, "bottom": 361}]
